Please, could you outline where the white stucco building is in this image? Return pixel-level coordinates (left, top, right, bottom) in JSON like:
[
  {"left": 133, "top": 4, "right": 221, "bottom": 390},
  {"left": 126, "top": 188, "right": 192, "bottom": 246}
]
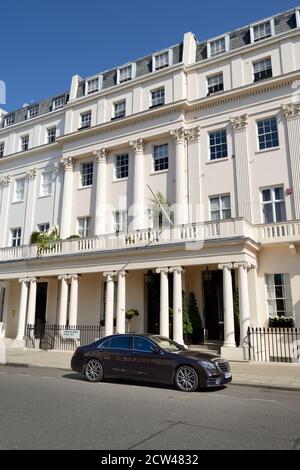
[{"left": 1, "top": 7, "right": 300, "bottom": 359}]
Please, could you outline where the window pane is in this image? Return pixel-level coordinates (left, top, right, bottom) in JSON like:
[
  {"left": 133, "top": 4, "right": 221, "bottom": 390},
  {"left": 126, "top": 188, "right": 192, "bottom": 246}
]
[
  {"left": 262, "top": 203, "right": 273, "bottom": 223},
  {"left": 110, "top": 336, "right": 131, "bottom": 349},
  {"left": 133, "top": 337, "right": 153, "bottom": 352},
  {"left": 262, "top": 189, "right": 271, "bottom": 202}
]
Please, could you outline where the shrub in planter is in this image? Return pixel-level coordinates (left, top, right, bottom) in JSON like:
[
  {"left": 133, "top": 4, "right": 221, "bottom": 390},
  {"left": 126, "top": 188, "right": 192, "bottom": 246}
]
[
  {"left": 268, "top": 316, "right": 295, "bottom": 328},
  {"left": 125, "top": 308, "right": 139, "bottom": 332}
]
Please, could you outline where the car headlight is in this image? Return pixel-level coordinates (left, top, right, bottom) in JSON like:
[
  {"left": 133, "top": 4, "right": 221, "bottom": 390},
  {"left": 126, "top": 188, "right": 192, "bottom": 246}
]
[{"left": 198, "top": 360, "right": 217, "bottom": 370}]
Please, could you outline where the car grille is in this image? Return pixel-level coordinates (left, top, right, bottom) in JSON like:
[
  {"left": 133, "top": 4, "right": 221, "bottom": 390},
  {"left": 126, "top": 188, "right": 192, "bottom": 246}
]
[{"left": 214, "top": 359, "right": 230, "bottom": 374}]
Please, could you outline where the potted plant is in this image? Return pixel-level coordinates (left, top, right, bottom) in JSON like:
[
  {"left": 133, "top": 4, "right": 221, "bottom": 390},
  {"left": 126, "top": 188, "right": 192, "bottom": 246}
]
[
  {"left": 125, "top": 308, "right": 139, "bottom": 332},
  {"left": 188, "top": 292, "right": 204, "bottom": 344},
  {"left": 268, "top": 316, "right": 295, "bottom": 328},
  {"left": 182, "top": 292, "right": 193, "bottom": 344}
]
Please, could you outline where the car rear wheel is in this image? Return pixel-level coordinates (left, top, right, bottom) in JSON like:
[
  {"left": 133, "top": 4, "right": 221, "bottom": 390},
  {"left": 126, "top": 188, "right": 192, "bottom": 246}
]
[
  {"left": 85, "top": 359, "right": 104, "bottom": 382},
  {"left": 175, "top": 366, "right": 199, "bottom": 392}
]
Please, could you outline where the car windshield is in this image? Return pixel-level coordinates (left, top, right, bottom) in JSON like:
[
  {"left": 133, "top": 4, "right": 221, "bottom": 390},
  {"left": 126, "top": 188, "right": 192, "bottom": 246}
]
[{"left": 151, "top": 336, "right": 186, "bottom": 352}]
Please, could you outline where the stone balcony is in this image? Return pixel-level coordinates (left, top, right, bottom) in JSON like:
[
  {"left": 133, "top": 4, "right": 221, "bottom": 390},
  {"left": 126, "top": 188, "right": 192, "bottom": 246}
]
[{"left": 0, "top": 218, "right": 299, "bottom": 263}]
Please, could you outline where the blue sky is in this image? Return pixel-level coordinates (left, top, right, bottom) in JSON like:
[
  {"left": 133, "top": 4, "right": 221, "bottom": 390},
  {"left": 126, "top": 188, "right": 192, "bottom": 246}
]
[{"left": 1, "top": 0, "right": 298, "bottom": 111}]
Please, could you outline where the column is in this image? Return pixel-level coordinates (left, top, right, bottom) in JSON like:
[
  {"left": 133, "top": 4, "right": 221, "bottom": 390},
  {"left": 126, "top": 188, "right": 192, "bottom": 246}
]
[
  {"left": 169, "top": 266, "right": 184, "bottom": 344},
  {"left": 156, "top": 267, "right": 169, "bottom": 337},
  {"left": 185, "top": 126, "right": 201, "bottom": 224},
  {"left": 93, "top": 148, "right": 108, "bottom": 235},
  {"left": 234, "top": 262, "right": 251, "bottom": 347},
  {"left": 230, "top": 114, "right": 252, "bottom": 222},
  {"left": 170, "top": 128, "right": 188, "bottom": 225},
  {"left": 15, "top": 279, "right": 29, "bottom": 340},
  {"left": 218, "top": 263, "right": 236, "bottom": 348},
  {"left": 0, "top": 176, "right": 11, "bottom": 247},
  {"left": 282, "top": 103, "right": 300, "bottom": 219},
  {"left": 103, "top": 272, "right": 116, "bottom": 337},
  {"left": 69, "top": 275, "right": 78, "bottom": 326},
  {"left": 129, "top": 138, "right": 145, "bottom": 230},
  {"left": 24, "top": 169, "right": 38, "bottom": 243},
  {"left": 58, "top": 275, "right": 69, "bottom": 326},
  {"left": 60, "top": 157, "right": 74, "bottom": 239},
  {"left": 116, "top": 271, "right": 126, "bottom": 334},
  {"left": 27, "top": 278, "right": 37, "bottom": 326}
]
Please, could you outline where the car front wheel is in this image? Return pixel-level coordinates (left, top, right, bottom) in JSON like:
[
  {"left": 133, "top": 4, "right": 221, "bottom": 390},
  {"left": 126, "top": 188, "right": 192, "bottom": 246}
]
[
  {"left": 175, "top": 366, "right": 199, "bottom": 392},
  {"left": 85, "top": 359, "right": 104, "bottom": 382}
]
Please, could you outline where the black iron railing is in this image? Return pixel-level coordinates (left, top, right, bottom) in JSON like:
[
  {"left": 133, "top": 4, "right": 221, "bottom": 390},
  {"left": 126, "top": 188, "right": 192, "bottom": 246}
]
[
  {"left": 25, "top": 324, "right": 104, "bottom": 351},
  {"left": 247, "top": 327, "right": 300, "bottom": 363}
]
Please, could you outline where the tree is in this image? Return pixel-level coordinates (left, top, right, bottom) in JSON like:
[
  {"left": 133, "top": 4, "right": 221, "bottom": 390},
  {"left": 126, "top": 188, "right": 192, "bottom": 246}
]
[
  {"left": 125, "top": 308, "right": 139, "bottom": 332},
  {"left": 182, "top": 292, "right": 193, "bottom": 343}
]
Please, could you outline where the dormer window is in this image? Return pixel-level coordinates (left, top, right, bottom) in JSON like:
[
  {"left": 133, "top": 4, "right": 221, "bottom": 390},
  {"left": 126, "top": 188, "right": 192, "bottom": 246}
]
[
  {"left": 152, "top": 50, "right": 173, "bottom": 71},
  {"left": 28, "top": 106, "right": 39, "bottom": 119},
  {"left": 250, "top": 19, "right": 275, "bottom": 43},
  {"left": 86, "top": 77, "right": 100, "bottom": 95},
  {"left": 117, "top": 64, "right": 136, "bottom": 84},
  {"left": 296, "top": 9, "right": 300, "bottom": 28},
  {"left": 53, "top": 96, "right": 65, "bottom": 110},
  {"left": 207, "top": 35, "right": 229, "bottom": 58},
  {"left": 4, "top": 115, "right": 15, "bottom": 127}
]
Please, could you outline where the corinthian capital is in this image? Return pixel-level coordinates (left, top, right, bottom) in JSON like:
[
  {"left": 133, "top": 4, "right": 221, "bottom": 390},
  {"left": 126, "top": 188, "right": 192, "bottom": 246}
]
[
  {"left": 0, "top": 175, "right": 11, "bottom": 186},
  {"left": 185, "top": 126, "right": 201, "bottom": 142},
  {"left": 93, "top": 148, "right": 108, "bottom": 162},
  {"left": 129, "top": 138, "right": 144, "bottom": 153},
  {"left": 60, "top": 157, "right": 74, "bottom": 171},
  {"left": 170, "top": 127, "right": 187, "bottom": 143},
  {"left": 26, "top": 168, "right": 38, "bottom": 180},
  {"left": 282, "top": 103, "right": 300, "bottom": 118},
  {"left": 230, "top": 114, "right": 248, "bottom": 130}
]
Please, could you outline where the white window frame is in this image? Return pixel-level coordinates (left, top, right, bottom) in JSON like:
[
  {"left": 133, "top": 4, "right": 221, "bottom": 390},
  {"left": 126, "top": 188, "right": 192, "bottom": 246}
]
[
  {"left": 85, "top": 75, "right": 102, "bottom": 95},
  {"left": 40, "top": 172, "right": 52, "bottom": 197},
  {"left": 207, "top": 34, "right": 230, "bottom": 58},
  {"left": 260, "top": 186, "right": 286, "bottom": 224},
  {"left": 153, "top": 144, "right": 169, "bottom": 172},
  {"left": 11, "top": 228, "right": 22, "bottom": 247},
  {"left": 77, "top": 217, "right": 91, "bottom": 238},
  {"left": 113, "top": 210, "right": 128, "bottom": 234},
  {"left": 20, "top": 135, "right": 29, "bottom": 152},
  {"left": 114, "top": 153, "right": 129, "bottom": 180},
  {"left": 253, "top": 57, "right": 272, "bottom": 82},
  {"left": 0, "top": 142, "right": 4, "bottom": 158},
  {"left": 207, "top": 73, "right": 224, "bottom": 95},
  {"left": 150, "top": 87, "right": 165, "bottom": 107},
  {"left": 14, "top": 178, "right": 25, "bottom": 203},
  {"left": 52, "top": 96, "right": 65, "bottom": 110},
  {"left": 113, "top": 100, "right": 126, "bottom": 119},
  {"left": 80, "top": 161, "right": 94, "bottom": 187},
  {"left": 80, "top": 111, "right": 92, "bottom": 129},
  {"left": 4, "top": 115, "right": 15, "bottom": 127},
  {"left": 37, "top": 223, "right": 50, "bottom": 233},
  {"left": 257, "top": 116, "right": 279, "bottom": 151},
  {"left": 209, "top": 194, "right": 231, "bottom": 221},
  {"left": 265, "top": 274, "right": 293, "bottom": 318},
  {"left": 152, "top": 49, "right": 173, "bottom": 71},
  {"left": 296, "top": 9, "right": 300, "bottom": 28},
  {"left": 250, "top": 18, "right": 275, "bottom": 43},
  {"left": 117, "top": 63, "right": 136, "bottom": 84},
  {"left": 47, "top": 127, "right": 56, "bottom": 144},
  {"left": 27, "top": 106, "right": 39, "bottom": 119}
]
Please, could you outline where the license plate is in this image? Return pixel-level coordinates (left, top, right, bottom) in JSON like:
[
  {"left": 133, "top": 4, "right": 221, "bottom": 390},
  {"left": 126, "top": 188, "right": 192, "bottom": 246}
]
[{"left": 225, "top": 373, "right": 231, "bottom": 379}]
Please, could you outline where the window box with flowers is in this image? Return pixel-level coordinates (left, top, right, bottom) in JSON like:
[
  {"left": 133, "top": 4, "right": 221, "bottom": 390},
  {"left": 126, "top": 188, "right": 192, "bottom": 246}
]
[{"left": 268, "top": 316, "right": 295, "bottom": 328}]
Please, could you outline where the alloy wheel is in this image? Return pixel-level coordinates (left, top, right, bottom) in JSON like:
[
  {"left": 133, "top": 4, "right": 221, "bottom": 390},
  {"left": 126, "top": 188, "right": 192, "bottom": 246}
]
[
  {"left": 85, "top": 359, "right": 104, "bottom": 382},
  {"left": 175, "top": 366, "right": 198, "bottom": 392}
]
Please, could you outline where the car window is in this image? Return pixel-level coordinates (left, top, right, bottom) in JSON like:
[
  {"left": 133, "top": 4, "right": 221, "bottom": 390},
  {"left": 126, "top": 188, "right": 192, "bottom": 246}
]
[
  {"left": 98, "top": 338, "right": 111, "bottom": 349},
  {"left": 133, "top": 337, "right": 154, "bottom": 353},
  {"left": 110, "top": 336, "right": 131, "bottom": 350}
]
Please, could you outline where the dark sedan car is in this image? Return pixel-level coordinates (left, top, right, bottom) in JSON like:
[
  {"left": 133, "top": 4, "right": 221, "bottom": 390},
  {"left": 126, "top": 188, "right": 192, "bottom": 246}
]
[{"left": 71, "top": 334, "right": 232, "bottom": 392}]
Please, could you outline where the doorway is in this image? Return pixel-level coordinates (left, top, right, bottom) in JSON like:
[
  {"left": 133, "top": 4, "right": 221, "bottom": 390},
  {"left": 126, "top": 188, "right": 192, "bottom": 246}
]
[
  {"left": 203, "top": 271, "right": 224, "bottom": 340},
  {"left": 145, "top": 272, "right": 173, "bottom": 335},
  {"left": 34, "top": 282, "right": 48, "bottom": 336}
]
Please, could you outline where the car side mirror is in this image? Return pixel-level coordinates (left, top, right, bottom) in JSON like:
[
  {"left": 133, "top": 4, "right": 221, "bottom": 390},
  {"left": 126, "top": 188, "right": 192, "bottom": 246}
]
[{"left": 150, "top": 345, "right": 160, "bottom": 354}]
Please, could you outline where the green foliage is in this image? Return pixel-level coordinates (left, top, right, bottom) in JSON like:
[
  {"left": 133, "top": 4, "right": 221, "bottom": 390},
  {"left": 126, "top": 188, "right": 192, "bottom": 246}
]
[
  {"left": 30, "top": 226, "right": 60, "bottom": 255},
  {"left": 126, "top": 308, "right": 140, "bottom": 332},
  {"left": 67, "top": 235, "right": 80, "bottom": 240},
  {"left": 233, "top": 288, "right": 240, "bottom": 344},
  {"left": 188, "top": 292, "right": 202, "bottom": 329},
  {"left": 182, "top": 292, "right": 193, "bottom": 334},
  {"left": 30, "top": 232, "right": 40, "bottom": 244}
]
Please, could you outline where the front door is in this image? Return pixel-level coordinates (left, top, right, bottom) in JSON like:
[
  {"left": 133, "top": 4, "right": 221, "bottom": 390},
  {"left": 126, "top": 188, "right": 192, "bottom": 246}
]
[
  {"left": 34, "top": 282, "right": 48, "bottom": 337},
  {"left": 203, "top": 271, "right": 224, "bottom": 340}
]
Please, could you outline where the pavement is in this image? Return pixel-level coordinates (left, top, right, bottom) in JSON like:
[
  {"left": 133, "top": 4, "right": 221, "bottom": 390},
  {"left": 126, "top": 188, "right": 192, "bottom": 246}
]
[{"left": 2, "top": 346, "right": 300, "bottom": 391}]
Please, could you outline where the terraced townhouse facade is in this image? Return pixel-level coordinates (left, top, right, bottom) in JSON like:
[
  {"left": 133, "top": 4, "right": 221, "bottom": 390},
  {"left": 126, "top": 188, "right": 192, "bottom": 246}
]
[{"left": 0, "top": 7, "right": 300, "bottom": 359}]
